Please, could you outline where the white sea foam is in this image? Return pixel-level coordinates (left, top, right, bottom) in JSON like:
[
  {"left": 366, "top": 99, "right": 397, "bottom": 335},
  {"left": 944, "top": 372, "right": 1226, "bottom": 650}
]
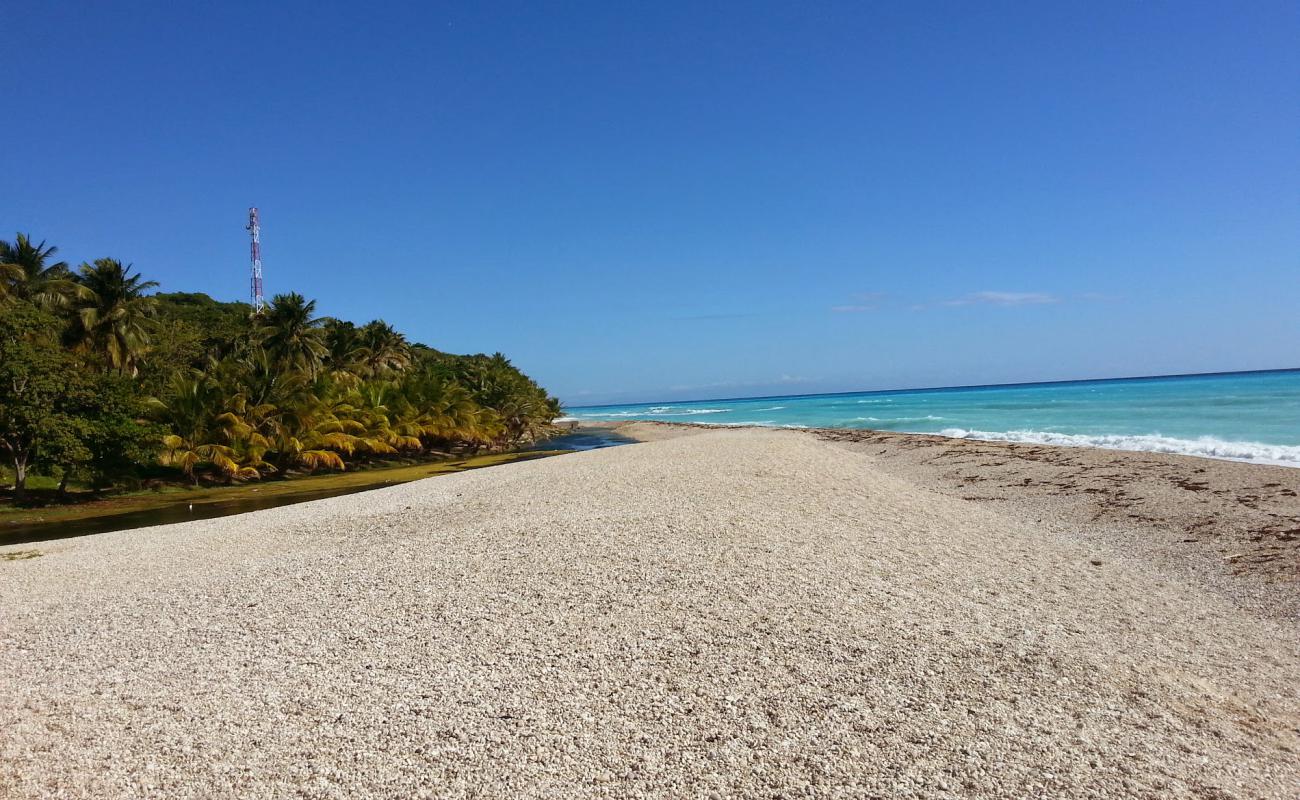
[
  {"left": 753, "top": 406, "right": 787, "bottom": 411},
  {"left": 937, "top": 428, "right": 1300, "bottom": 466},
  {"left": 554, "top": 416, "right": 579, "bottom": 422},
  {"left": 854, "top": 415, "right": 945, "bottom": 423},
  {"left": 581, "top": 407, "right": 732, "bottom": 418},
  {"left": 690, "top": 420, "right": 776, "bottom": 427}
]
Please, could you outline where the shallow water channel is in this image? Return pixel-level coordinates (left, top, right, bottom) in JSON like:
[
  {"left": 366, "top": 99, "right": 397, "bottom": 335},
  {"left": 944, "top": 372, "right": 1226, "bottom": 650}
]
[{"left": 2, "top": 429, "right": 636, "bottom": 547}]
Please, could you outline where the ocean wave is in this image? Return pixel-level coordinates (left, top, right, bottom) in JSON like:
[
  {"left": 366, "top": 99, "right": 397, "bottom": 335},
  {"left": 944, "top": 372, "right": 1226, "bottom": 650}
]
[
  {"left": 690, "top": 420, "right": 776, "bottom": 427},
  {"left": 753, "top": 406, "right": 786, "bottom": 411},
  {"left": 554, "top": 416, "right": 579, "bottom": 422},
  {"left": 936, "top": 428, "right": 1300, "bottom": 466},
  {"left": 580, "top": 407, "right": 731, "bottom": 418},
  {"left": 854, "top": 415, "right": 945, "bottom": 423},
  {"left": 644, "top": 406, "right": 731, "bottom": 416}
]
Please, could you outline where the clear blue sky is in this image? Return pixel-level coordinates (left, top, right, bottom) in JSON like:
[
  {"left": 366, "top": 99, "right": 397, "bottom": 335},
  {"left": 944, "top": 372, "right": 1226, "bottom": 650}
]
[{"left": 4, "top": 2, "right": 1297, "bottom": 405}]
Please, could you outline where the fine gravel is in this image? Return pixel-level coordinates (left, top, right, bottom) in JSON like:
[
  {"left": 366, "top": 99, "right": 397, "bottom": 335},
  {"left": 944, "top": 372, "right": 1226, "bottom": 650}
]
[
  {"left": 2, "top": 429, "right": 1298, "bottom": 798},
  {"left": 607, "top": 420, "right": 1300, "bottom": 621}
]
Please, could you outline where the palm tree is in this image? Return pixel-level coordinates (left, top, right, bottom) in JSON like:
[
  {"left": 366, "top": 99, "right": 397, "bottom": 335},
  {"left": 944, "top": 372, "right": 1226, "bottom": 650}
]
[
  {"left": 0, "top": 233, "right": 77, "bottom": 308},
  {"left": 155, "top": 372, "right": 264, "bottom": 484},
  {"left": 266, "top": 396, "right": 352, "bottom": 473},
  {"left": 161, "top": 434, "right": 262, "bottom": 484},
  {"left": 322, "top": 318, "right": 366, "bottom": 387},
  {"left": 350, "top": 382, "right": 419, "bottom": 453},
  {"left": 260, "top": 293, "right": 327, "bottom": 377},
  {"left": 228, "top": 345, "right": 308, "bottom": 409},
  {"left": 395, "top": 368, "right": 489, "bottom": 448},
  {"left": 357, "top": 320, "right": 412, "bottom": 377},
  {"left": 450, "top": 352, "right": 559, "bottom": 445},
  {"left": 70, "top": 258, "right": 159, "bottom": 375},
  {"left": 212, "top": 393, "right": 275, "bottom": 480}
]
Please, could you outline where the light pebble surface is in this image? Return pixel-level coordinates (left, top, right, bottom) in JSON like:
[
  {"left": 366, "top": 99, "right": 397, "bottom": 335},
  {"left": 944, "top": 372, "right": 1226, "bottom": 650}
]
[{"left": 2, "top": 429, "right": 1298, "bottom": 798}]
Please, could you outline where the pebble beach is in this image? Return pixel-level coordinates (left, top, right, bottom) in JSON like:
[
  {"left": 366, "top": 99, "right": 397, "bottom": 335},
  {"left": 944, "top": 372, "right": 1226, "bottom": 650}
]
[{"left": 2, "top": 427, "right": 1298, "bottom": 798}]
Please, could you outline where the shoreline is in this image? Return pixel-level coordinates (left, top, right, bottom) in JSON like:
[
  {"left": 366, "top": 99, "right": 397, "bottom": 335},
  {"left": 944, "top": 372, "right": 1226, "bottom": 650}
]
[
  {"left": 577, "top": 417, "right": 1300, "bottom": 469},
  {"left": 562, "top": 417, "right": 1300, "bottom": 468}
]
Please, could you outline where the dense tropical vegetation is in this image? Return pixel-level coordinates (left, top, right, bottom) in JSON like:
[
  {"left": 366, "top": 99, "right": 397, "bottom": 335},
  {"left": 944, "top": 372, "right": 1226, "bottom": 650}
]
[{"left": 0, "top": 233, "right": 561, "bottom": 501}]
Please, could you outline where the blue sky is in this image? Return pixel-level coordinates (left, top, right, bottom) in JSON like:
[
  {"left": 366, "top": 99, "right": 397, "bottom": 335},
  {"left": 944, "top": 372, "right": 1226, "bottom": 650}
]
[{"left": 4, "top": 2, "right": 1297, "bottom": 405}]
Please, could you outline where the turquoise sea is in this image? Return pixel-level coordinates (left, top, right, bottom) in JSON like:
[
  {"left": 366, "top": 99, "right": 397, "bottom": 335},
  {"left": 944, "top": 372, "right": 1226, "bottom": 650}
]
[{"left": 565, "top": 369, "right": 1300, "bottom": 465}]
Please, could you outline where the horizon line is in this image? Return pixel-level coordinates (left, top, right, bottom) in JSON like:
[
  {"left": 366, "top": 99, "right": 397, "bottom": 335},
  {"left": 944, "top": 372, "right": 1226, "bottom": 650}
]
[{"left": 565, "top": 366, "right": 1300, "bottom": 410}]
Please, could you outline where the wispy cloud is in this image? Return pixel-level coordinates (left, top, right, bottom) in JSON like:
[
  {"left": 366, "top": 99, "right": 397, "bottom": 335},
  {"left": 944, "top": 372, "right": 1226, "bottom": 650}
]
[
  {"left": 941, "top": 291, "right": 1059, "bottom": 307},
  {"left": 830, "top": 291, "right": 887, "bottom": 313},
  {"left": 667, "top": 374, "right": 813, "bottom": 393},
  {"left": 675, "top": 311, "right": 766, "bottom": 321}
]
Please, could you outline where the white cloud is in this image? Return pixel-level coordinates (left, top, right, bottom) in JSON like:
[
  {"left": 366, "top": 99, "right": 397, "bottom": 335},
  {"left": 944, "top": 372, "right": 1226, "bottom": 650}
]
[
  {"left": 667, "top": 374, "right": 813, "bottom": 392},
  {"left": 941, "top": 291, "right": 1059, "bottom": 307}
]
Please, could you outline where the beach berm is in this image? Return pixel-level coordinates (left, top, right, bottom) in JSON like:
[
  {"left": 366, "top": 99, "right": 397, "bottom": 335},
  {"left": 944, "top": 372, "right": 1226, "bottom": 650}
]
[{"left": 2, "top": 428, "right": 1297, "bottom": 798}]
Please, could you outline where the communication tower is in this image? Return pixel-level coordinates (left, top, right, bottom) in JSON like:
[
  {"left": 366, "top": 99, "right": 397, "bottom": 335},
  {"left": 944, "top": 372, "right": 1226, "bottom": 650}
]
[{"left": 246, "top": 207, "right": 265, "bottom": 313}]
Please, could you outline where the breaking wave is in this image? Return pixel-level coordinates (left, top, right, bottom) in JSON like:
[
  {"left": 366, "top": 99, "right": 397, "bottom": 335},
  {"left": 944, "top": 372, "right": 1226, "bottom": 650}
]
[
  {"left": 937, "top": 429, "right": 1300, "bottom": 466},
  {"left": 854, "top": 415, "right": 946, "bottom": 423},
  {"left": 690, "top": 420, "right": 776, "bottom": 427},
  {"left": 580, "top": 407, "right": 731, "bottom": 418}
]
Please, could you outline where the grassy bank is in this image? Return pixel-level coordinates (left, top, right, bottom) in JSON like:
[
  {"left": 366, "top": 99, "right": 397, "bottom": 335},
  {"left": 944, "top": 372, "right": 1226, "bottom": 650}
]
[{"left": 1, "top": 450, "right": 567, "bottom": 543}]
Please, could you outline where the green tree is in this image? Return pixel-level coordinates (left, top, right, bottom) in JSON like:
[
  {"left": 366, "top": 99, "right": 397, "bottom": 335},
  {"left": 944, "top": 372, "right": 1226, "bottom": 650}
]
[
  {"left": 141, "top": 292, "right": 255, "bottom": 393},
  {"left": 70, "top": 258, "right": 159, "bottom": 375},
  {"left": 357, "top": 320, "right": 412, "bottom": 377},
  {"left": 0, "top": 233, "right": 77, "bottom": 309},
  {"left": 322, "top": 318, "right": 365, "bottom": 386},
  {"left": 0, "top": 304, "right": 77, "bottom": 500},
  {"left": 260, "top": 293, "right": 327, "bottom": 377},
  {"left": 4, "top": 230, "right": 563, "bottom": 499},
  {"left": 64, "top": 373, "right": 163, "bottom": 491}
]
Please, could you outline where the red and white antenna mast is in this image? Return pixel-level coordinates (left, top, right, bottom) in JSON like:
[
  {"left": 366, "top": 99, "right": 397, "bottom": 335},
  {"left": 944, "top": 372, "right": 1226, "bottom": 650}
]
[{"left": 246, "top": 207, "right": 265, "bottom": 313}]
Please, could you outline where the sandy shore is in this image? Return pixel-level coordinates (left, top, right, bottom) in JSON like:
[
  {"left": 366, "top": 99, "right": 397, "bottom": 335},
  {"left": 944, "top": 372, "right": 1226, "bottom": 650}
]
[
  {"left": 3, "top": 428, "right": 1298, "bottom": 798},
  {"left": 600, "top": 421, "right": 1300, "bottom": 619}
]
